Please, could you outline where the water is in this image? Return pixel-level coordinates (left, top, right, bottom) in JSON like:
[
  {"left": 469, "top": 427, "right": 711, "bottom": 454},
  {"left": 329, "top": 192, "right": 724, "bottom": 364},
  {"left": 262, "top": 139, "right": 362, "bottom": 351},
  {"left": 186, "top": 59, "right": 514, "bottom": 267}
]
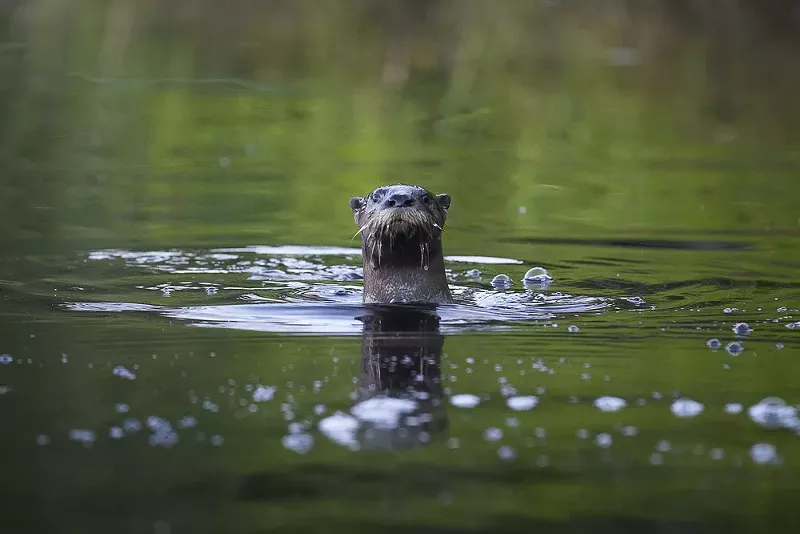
[{"left": 2, "top": 3, "right": 800, "bottom": 533}]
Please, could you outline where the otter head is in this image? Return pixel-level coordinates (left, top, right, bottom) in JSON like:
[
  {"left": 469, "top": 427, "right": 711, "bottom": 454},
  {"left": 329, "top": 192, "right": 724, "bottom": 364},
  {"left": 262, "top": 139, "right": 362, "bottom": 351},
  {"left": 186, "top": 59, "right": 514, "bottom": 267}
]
[{"left": 349, "top": 184, "right": 453, "bottom": 304}]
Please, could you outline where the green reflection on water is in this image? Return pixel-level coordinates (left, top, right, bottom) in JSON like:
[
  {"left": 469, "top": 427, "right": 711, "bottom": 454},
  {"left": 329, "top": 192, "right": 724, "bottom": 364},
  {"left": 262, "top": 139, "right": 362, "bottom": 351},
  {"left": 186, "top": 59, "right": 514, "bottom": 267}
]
[{"left": 1, "top": 2, "right": 800, "bottom": 533}]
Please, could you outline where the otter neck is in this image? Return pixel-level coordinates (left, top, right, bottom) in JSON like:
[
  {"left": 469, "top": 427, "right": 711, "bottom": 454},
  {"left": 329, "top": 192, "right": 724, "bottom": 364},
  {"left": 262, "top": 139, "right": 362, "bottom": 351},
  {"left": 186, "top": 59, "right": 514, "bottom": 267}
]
[{"left": 362, "top": 234, "right": 452, "bottom": 304}]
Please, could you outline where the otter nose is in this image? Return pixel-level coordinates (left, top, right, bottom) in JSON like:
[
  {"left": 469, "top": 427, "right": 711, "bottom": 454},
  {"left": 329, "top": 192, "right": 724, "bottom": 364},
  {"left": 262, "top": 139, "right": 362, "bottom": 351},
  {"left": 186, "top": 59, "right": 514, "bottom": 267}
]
[{"left": 385, "top": 193, "right": 414, "bottom": 208}]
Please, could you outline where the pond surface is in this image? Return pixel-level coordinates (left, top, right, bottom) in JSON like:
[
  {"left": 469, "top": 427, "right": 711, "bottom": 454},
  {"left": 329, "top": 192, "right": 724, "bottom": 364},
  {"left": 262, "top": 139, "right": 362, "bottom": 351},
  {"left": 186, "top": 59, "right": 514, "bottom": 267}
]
[{"left": 2, "top": 3, "right": 800, "bottom": 533}]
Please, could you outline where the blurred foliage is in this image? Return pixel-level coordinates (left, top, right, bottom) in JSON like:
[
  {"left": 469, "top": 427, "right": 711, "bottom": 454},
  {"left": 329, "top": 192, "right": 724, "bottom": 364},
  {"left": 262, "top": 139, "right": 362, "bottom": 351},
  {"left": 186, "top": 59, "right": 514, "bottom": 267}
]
[{"left": 0, "top": 0, "right": 799, "bottom": 253}]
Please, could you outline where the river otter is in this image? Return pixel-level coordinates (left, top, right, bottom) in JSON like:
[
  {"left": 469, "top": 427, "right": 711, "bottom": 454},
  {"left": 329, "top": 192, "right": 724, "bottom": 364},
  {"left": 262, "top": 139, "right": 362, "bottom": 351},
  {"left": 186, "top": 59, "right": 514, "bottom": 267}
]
[{"left": 349, "top": 184, "right": 453, "bottom": 304}]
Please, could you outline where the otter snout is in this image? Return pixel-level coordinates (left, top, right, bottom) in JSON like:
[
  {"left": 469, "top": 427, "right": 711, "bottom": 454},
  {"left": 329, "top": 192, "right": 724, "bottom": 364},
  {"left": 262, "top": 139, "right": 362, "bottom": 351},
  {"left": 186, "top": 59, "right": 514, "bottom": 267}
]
[{"left": 385, "top": 193, "right": 414, "bottom": 208}]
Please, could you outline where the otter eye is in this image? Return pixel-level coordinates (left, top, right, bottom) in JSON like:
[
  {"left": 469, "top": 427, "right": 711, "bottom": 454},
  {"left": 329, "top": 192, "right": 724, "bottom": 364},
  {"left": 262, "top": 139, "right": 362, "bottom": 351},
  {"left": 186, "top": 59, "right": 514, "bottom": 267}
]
[{"left": 421, "top": 194, "right": 431, "bottom": 204}]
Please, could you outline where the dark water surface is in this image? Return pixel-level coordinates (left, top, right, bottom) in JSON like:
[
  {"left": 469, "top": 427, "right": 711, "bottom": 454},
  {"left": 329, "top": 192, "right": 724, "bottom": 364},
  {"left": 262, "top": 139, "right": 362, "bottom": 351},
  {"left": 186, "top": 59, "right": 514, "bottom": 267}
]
[{"left": 2, "top": 3, "right": 800, "bottom": 533}]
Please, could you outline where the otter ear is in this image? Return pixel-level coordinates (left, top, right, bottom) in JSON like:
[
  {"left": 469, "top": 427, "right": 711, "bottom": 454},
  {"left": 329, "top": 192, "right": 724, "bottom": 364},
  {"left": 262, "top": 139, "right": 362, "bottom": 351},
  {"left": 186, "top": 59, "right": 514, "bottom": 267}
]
[
  {"left": 349, "top": 196, "right": 364, "bottom": 213},
  {"left": 436, "top": 193, "right": 451, "bottom": 210}
]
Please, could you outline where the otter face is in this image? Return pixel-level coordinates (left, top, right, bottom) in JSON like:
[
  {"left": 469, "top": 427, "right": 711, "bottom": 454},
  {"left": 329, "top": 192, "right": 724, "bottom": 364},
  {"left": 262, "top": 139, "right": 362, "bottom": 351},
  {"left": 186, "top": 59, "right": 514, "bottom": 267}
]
[
  {"left": 349, "top": 184, "right": 450, "bottom": 238},
  {"left": 349, "top": 184, "right": 451, "bottom": 269}
]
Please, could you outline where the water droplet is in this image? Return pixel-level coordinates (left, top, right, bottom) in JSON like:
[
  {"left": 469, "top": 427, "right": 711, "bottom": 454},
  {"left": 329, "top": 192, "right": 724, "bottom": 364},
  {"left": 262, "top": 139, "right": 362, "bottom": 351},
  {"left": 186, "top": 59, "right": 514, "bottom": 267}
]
[
  {"left": 252, "top": 385, "right": 276, "bottom": 402},
  {"left": 671, "top": 398, "right": 704, "bottom": 418},
  {"left": 483, "top": 427, "right": 503, "bottom": 442},
  {"left": 491, "top": 274, "right": 512, "bottom": 288},
  {"left": 497, "top": 446, "right": 516, "bottom": 461},
  {"left": 522, "top": 267, "right": 552, "bottom": 283},
  {"left": 593, "top": 396, "right": 627, "bottom": 412},
  {"left": 506, "top": 395, "right": 538, "bottom": 411},
  {"left": 706, "top": 338, "right": 721, "bottom": 349},
  {"left": 450, "top": 394, "right": 480, "bottom": 408},
  {"left": 747, "top": 397, "right": 799, "bottom": 430},
  {"left": 750, "top": 443, "right": 778, "bottom": 465},
  {"left": 724, "top": 403, "right": 743, "bottom": 414},
  {"left": 725, "top": 342, "right": 744, "bottom": 355},
  {"left": 595, "top": 433, "right": 612, "bottom": 448},
  {"left": 282, "top": 433, "right": 314, "bottom": 454},
  {"left": 111, "top": 366, "right": 136, "bottom": 380},
  {"left": 732, "top": 322, "right": 752, "bottom": 336}
]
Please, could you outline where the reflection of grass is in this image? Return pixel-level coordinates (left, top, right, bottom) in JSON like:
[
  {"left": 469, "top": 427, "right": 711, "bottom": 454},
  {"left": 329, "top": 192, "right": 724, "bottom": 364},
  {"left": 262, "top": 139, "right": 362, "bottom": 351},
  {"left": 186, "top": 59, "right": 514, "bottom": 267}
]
[{"left": 1, "top": 1, "right": 799, "bottom": 250}]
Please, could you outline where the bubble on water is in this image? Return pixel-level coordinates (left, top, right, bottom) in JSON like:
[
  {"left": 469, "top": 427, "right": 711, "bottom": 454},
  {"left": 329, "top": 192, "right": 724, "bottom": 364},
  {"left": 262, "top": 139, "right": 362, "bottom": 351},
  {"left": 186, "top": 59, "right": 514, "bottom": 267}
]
[
  {"left": 483, "top": 427, "right": 503, "bottom": 442},
  {"left": 625, "top": 296, "right": 645, "bottom": 305},
  {"left": 518, "top": 206, "right": 527, "bottom": 215},
  {"left": 450, "top": 394, "right": 481, "bottom": 408},
  {"left": 351, "top": 397, "right": 417, "bottom": 429},
  {"left": 656, "top": 440, "right": 672, "bottom": 452},
  {"left": 147, "top": 417, "right": 179, "bottom": 448},
  {"left": 36, "top": 434, "right": 51, "bottom": 446},
  {"left": 314, "top": 404, "right": 327, "bottom": 416},
  {"left": 282, "top": 433, "right": 314, "bottom": 455},
  {"left": 576, "top": 429, "right": 590, "bottom": 440},
  {"left": 785, "top": 321, "right": 800, "bottom": 329},
  {"left": 776, "top": 343, "right": 785, "bottom": 349},
  {"left": 319, "top": 412, "right": 359, "bottom": 447},
  {"left": 724, "top": 403, "right": 743, "bottom": 415},
  {"left": 710, "top": 448, "right": 725, "bottom": 461},
  {"left": 670, "top": 398, "right": 704, "bottom": 418},
  {"left": 706, "top": 338, "right": 721, "bottom": 350},
  {"left": 252, "top": 385, "right": 276, "bottom": 402},
  {"left": 178, "top": 416, "right": 197, "bottom": 429},
  {"left": 109, "top": 426, "right": 124, "bottom": 439},
  {"left": 567, "top": 325, "right": 580, "bottom": 333},
  {"left": 507, "top": 395, "right": 538, "bottom": 411},
  {"left": 723, "top": 307, "right": 736, "bottom": 314},
  {"left": 522, "top": 267, "right": 552, "bottom": 284},
  {"left": 595, "top": 433, "right": 612, "bottom": 448},
  {"left": 497, "top": 446, "right": 516, "bottom": 461},
  {"left": 649, "top": 453, "right": 664, "bottom": 465},
  {"left": 505, "top": 417, "right": 519, "bottom": 428},
  {"left": 210, "top": 435, "right": 224, "bottom": 446},
  {"left": 448, "top": 437, "right": 460, "bottom": 449},
  {"left": 491, "top": 274, "right": 512, "bottom": 288},
  {"left": 112, "top": 366, "right": 136, "bottom": 380},
  {"left": 205, "top": 287, "right": 218, "bottom": 296},
  {"left": 725, "top": 342, "right": 744, "bottom": 355},
  {"left": 621, "top": 425, "right": 638, "bottom": 436},
  {"left": 123, "top": 418, "right": 142, "bottom": 433},
  {"left": 114, "top": 403, "right": 129, "bottom": 413},
  {"left": 750, "top": 443, "right": 778, "bottom": 465},
  {"left": 69, "top": 429, "right": 96, "bottom": 446},
  {"left": 580, "top": 373, "right": 591, "bottom": 381},
  {"left": 534, "top": 427, "right": 546, "bottom": 439},
  {"left": 594, "top": 396, "right": 627, "bottom": 412},
  {"left": 732, "top": 322, "right": 752, "bottom": 336},
  {"left": 218, "top": 156, "right": 230, "bottom": 168},
  {"left": 747, "top": 397, "right": 799, "bottom": 430}
]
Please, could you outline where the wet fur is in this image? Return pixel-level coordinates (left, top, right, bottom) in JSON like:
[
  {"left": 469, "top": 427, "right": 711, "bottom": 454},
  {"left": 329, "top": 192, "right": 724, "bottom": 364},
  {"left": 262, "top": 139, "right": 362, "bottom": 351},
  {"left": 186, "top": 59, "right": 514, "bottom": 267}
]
[{"left": 350, "top": 184, "right": 453, "bottom": 304}]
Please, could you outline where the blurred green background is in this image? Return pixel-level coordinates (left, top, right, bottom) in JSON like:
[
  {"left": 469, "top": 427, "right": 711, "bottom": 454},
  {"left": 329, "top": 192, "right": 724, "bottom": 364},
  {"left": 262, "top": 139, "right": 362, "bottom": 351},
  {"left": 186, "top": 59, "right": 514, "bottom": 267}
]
[
  {"left": 1, "top": 0, "right": 798, "bottom": 256},
  {"left": 2, "top": 4, "right": 800, "bottom": 533}
]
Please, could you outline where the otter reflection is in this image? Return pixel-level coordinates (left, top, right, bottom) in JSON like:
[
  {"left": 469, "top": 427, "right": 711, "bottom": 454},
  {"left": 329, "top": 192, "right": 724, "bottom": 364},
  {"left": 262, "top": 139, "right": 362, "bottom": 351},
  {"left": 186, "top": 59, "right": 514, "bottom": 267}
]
[{"left": 350, "top": 304, "right": 448, "bottom": 450}]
